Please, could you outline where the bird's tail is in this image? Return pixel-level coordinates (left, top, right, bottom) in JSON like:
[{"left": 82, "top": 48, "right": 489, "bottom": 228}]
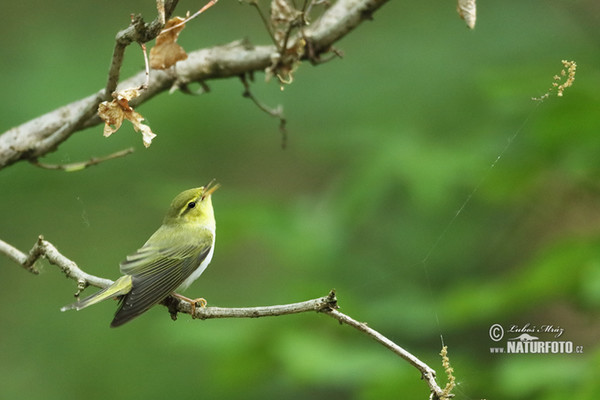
[{"left": 60, "top": 275, "right": 133, "bottom": 311}]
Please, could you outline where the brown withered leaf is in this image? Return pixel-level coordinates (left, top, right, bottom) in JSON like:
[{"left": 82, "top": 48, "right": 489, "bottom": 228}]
[
  {"left": 149, "top": 17, "right": 188, "bottom": 70},
  {"left": 267, "top": 0, "right": 305, "bottom": 86},
  {"left": 98, "top": 88, "right": 157, "bottom": 148},
  {"left": 266, "top": 38, "right": 305, "bottom": 85},
  {"left": 271, "top": 0, "right": 302, "bottom": 47}
]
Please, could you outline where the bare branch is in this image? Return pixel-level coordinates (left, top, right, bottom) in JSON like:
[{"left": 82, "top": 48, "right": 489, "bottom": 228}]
[
  {"left": 248, "top": 1, "right": 277, "bottom": 44},
  {"left": 30, "top": 147, "right": 134, "bottom": 172},
  {"left": 1, "top": 236, "right": 113, "bottom": 290},
  {"left": 2, "top": 233, "right": 447, "bottom": 399},
  {"left": 0, "top": 1, "right": 180, "bottom": 172},
  {"left": 105, "top": 1, "right": 179, "bottom": 98},
  {"left": 140, "top": 44, "right": 151, "bottom": 89},
  {"left": 322, "top": 308, "right": 448, "bottom": 399},
  {"left": 160, "top": 0, "right": 218, "bottom": 34},
  {"left": 0, "top": 239, "right": 35, "bottom": 273},
  {"left": 0, "top": 0, "right": 389, "bottom": 171},
  {"left": 240, "top": 74, "right": 287, "bottom": 147},
  {"left": 170, "top": 290, "right": 338, "bottom": 319},
  {"left": 27, "top": 236, "right": 115, "bottom": 289}
]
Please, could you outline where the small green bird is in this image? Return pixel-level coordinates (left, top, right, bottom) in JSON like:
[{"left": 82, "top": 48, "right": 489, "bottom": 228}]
[{"left": 61, "top": 182, "right": 219, "bottom": 327}]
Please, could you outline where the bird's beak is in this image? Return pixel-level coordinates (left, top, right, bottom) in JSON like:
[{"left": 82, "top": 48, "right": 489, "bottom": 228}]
[{"left": 202, "top": 179, "right": 220, "bottom": 198}]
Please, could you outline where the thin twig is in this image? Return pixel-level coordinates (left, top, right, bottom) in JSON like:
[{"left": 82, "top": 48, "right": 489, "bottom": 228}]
[
  {"left": 240, "top": 74, "right": 287, "bottom": 148},
  {"left": 33, "top": 236, "right": 114, "bottom": 289},
  {"left": 304, "top": 26, "right": 343, "bottom": 64},
  {"left": 104, "top": 14, "right": 146, "bottom": 99},
  {"left": 105, "top": 38, "right": 128, "bottom": 100},
  {"left": 304, "top": 0, "right": 322, "bottom": 18},
  {"left": 178, "top": 290, "right": 338, "bottom": 319},
  {"left": 104, "top": 1, "right": 179, "bottom": 98},
  {"left": 0, "top": 1, "right": 177, "bottom": 168},
  {"left": 1, "top": 236, "right": 113, "bottom": 288},
  {"left": 160, "top": 0, "right": 218, "bottom": 34},
  {"left": 176, "top": 80, "right": 211, "bottom": 95},
  {"left": 0, "top": 0, "right": 390, "bottom": 170},
  {"left": 322, "top": 308, "right": 447, "bottom": 399},
  {"left": 30, "top": 147, "right": 134, "bottom": 172},
  {"left": 280, "top": 14, "right": 304, "bottom": 53},
  {"left": 140, "top": 44, "right": 150, "bottom": 89},
  {"left": 249, "top": 1, "right": 277, "bottom": 44},
  {"left": 1, "top": 235, "right": 446, "bottom": 399}
]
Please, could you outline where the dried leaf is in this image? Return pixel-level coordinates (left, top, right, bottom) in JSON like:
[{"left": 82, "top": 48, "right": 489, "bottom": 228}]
[
  {"left": 271, "top": 0, "right": 302, "bottom": 47},
  {"left": 266, "top": 38, "right": 305, "bottom": 85},
  {"left": 132, "top": 116, "right": 158, "bottom": 148},
  {"left": 457, "top": 0, "right": 476, "bottom": 29},
  {"left": 116, "top": 87, "right": 141, "bottom": 103},
  {"left": 271, "top": 0, "right": 299, "bottom": 24},
  {"left": 156, "top": 16, "right": 186, "bottom": 46},
  {"left": 98, "top": 88, "right": 157, "bottom": 148},
  {"left": 267, "top": 0, "right": 305, "bottom": 86},
  {"left": 98, "top": 101, "right": 124, "bottom": 136},
  {"left": 149, "top": 17, "right": 188, "bottom": 70}
]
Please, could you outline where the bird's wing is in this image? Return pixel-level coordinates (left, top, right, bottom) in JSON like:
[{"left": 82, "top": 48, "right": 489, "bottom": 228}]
[
  {"left": 111, "top": 230, "right": 213, "bottom": 327},
  {"left": 119, "top": 225, "right": 213, "bottom": 275}
]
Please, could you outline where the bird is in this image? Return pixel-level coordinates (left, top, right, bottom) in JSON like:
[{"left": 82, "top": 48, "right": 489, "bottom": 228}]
[{"left": 61, "top": 181, "right": 219, "bottom": 327}]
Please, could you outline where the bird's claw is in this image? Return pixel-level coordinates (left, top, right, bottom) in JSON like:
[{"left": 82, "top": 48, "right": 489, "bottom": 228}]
[
  {"left": 190, "top": 297, "right": 207, "bottom": 318},
  {"left": 172, "top": 293, "right": 207, "bottom": 319}
]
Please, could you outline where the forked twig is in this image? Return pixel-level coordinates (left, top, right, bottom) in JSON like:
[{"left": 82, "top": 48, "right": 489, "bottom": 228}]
[
  {"left": 0, "top": 0, "right": 391, "bottom": 170},
  {"left": 160, "top": 0, "right": 218, "bottom": 34},
  {"left": 248, "top": 1, "right": 277, "bottom": 44},
  {"left": 1, "top": 235, "right": 447, "bottom": 399},
  {"left": 240, "top": 74, "right": 287, "bottom": 147}
]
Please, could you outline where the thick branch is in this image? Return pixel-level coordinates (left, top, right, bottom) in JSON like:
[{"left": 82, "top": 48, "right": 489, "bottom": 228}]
[
  {"left": 0, "top": 1, "right": 180, "bottom": 171},
  {"left": 1, "top": 234, "right": 447, "bottom": 399},
  {"left": 0, "top": 0, "right": 389, "bottom": 170}
]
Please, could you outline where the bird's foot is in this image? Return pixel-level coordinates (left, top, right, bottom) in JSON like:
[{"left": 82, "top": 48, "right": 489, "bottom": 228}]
[{"left": 172, "top": 293, "right": 207, "bottom": 318}]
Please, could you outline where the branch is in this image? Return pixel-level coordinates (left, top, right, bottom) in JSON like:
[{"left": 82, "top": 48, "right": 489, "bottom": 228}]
[
  {"left": 0, "top": 0, "right": 389, "bottom": 171},
  {"left": 30, "top": 147, "right": 134, "bottom": 172},
  {"left": 1, "top": 236, "right": 114, "bottom": 289},
  {"left": 240, "top": 74, "right": 287, "bottom": 147},
  {"left": 1, "top": 234, "right": 448, "bottom": 399},
  {"left": 169, "top": 291, "right": 338, "bottom": 319},
  {"left": 323, "top": 308, "right": 447, "bottom": 400},
  {"left": 0, "top": 1, "right": 180, "bottom": 172},
  {"left": 105, "top": 0, "right": 180, "bottom": 98}
]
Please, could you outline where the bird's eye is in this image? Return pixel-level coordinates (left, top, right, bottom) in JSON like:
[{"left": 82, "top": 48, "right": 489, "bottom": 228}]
[{"left": 187, "top": 201, "right": 196, "bottom": 209}]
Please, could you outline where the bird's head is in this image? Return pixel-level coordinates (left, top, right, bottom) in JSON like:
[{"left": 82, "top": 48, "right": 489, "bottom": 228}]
[{"left": 163, "top": 180, "right": 219, "bottom": 228}]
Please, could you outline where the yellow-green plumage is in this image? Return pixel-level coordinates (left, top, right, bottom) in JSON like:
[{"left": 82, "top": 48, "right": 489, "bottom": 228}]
[{"left": 61, "top": 183, "right": 218, "bottom": 327}]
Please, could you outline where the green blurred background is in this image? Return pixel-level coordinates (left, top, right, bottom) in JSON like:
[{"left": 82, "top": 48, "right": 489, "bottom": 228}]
[{"left": 1, "top": 0, "right": 599, "bottom": 399}]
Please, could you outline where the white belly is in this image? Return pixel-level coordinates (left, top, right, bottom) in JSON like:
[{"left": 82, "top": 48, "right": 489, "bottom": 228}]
[{"left": 177, "top": 234, "right": 215, "bottom": 291}]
